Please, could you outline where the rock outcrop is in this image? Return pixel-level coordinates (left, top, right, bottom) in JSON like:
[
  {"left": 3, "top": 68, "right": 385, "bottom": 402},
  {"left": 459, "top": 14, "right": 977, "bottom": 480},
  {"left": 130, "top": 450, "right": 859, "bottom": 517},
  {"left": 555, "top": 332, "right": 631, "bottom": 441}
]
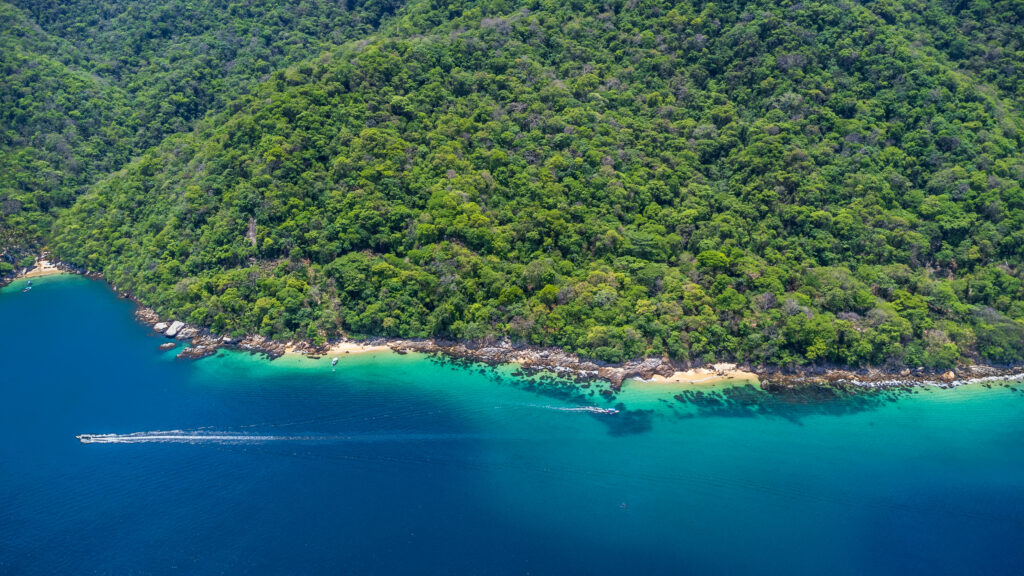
[
  {"left": 135, "top": 307, "right": 160, "bottom": 325},
  {"left": 165, "top": 321, "right": 185, "bottom": 338},
  {"left": 177, "top": 334, "right": 221, "bottom": 360},
  {"left": 388, "top": 339, "right": 678, "bottom": 390},
  {"left": 288, "top": 340, "right": 329, "bottom": 356},
  {"left": 236, "top": 334, "right": 287, "bottom": 358}
]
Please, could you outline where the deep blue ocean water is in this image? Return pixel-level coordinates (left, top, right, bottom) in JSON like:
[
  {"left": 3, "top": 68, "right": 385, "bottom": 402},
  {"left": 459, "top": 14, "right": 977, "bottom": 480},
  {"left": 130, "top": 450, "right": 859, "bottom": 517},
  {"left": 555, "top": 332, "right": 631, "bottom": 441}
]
[{"left": 2, "top": 274, "right": 1023, "bottom": 575}]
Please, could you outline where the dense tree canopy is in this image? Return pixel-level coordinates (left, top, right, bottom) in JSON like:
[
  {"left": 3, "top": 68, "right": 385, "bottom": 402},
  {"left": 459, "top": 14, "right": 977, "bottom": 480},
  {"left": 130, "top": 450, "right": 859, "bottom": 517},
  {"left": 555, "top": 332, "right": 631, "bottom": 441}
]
[
  {"left": 1, "top": 0, "right": 403, "bottom": 257},
  {"left": 5, "top": 0, "right": 1024, "bottom": 368}
]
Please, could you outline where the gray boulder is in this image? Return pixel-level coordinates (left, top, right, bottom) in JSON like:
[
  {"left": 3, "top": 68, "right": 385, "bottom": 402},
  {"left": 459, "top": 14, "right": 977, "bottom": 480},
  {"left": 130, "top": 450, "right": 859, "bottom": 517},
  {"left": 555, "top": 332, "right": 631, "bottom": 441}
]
[{"left": 165, "top": 321, "right": 185, "bottom": 338}]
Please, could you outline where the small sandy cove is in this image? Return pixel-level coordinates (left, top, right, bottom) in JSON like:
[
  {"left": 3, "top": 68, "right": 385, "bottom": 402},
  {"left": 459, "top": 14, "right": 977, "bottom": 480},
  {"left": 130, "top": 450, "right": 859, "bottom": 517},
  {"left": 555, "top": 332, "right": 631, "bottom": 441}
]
[
  {"left": 631, "top": 363, "right": 759, "bottom": 388},
  {"left": 285, "top": 340, "right": 392, "bottom": 357},
  {"left": 323, "top": 341, "right": 391, "bottom": 355},
  {"left": 22, "top": 259, "right": 64, "bottom": 278}
]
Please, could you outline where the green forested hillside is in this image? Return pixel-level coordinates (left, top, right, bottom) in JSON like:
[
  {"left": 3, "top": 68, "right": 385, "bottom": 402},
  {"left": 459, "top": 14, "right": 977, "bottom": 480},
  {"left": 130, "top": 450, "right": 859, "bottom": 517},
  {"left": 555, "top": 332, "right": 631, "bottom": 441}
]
[
  {"left": 13, "top": 0, "right": 403, "bottom": 147},
  {"left": 1, "top": 0, "right": 402, "bottom": 258},
  {"left": 0, "top": 3, "right": 132, "bottom": 257},
  {"left": 863, "top": 0, "right": 1024, "bottom": 107},
  {"left": 13, "top": 0, "right": 1024, "bottom": 368}
]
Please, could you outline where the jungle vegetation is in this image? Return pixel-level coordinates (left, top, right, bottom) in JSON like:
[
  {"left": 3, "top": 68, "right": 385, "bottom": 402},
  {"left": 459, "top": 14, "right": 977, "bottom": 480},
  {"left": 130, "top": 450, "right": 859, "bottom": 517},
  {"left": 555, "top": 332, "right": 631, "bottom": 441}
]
[
  {"left": 4, "top": 0, "right": 1024, "bottom": 369},
  {"left": 1, "top": 0, "right": 403, "bottom": 255}
]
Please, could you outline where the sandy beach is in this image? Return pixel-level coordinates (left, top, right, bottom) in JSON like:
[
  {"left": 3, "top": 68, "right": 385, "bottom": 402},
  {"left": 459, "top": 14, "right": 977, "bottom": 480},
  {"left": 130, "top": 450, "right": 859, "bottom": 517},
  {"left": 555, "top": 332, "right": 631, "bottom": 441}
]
[
  {"left": 21, "top": 259, "right": 65, "bottom": 279},
  {"left": 629, "top": 364, "right": 760, "bottom": 388},
  {"left": 323, "top": 340, "right": 392, "bottom": 355},
  {"left": 283, "top": 340, "right": 392, "bottom": 357}
]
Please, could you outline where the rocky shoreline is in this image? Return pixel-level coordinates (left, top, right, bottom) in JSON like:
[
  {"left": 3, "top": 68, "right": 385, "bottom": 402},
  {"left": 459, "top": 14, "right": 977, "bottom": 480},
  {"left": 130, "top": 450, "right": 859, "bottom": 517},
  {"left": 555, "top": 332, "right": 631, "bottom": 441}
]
[
  {"left": 132, "top": 304, "right": 1024, "bottom": 390},
  {"left": 756, "top": 363, "right": 1024, "bottom": 390},
  {"left": 9, "top": 263, "right": 1023, "bottom": 390}
]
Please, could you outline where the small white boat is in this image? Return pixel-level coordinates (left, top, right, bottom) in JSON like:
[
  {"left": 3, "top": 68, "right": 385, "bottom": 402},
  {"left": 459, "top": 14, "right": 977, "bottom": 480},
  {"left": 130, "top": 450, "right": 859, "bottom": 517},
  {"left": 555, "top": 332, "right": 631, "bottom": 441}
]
[{"left": 331, "top": 357, "right": 339, "bottom": 370}]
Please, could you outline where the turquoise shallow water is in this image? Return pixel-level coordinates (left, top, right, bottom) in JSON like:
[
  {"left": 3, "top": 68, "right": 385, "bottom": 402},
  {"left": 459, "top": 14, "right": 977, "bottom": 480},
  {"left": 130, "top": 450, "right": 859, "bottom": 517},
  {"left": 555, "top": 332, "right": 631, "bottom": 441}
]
[{"left": 2, "top": 274, "right": 1024, "bottom": 574}]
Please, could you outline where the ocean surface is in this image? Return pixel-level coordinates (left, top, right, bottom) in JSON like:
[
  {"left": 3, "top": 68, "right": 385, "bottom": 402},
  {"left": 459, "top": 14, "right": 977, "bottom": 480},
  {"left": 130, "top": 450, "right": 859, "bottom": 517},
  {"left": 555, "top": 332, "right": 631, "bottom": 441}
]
[{"left": 2, "top": 274, "right": 1023, "bottom": 575}]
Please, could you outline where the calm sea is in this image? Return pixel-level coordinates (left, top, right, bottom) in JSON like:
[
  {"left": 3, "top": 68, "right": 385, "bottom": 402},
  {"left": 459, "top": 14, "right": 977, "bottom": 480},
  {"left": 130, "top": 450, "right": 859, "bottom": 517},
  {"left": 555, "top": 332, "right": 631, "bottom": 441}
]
[{"left": 2, "top": 275, "right": 1023, "bottom": 575}]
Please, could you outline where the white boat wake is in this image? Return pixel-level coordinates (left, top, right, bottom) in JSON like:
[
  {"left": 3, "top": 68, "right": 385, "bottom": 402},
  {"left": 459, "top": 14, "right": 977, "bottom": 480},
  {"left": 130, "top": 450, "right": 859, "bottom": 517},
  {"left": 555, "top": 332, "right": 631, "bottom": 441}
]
[
  {"left": 76, "top": 430, "right": 480, "bottom": 444},
  {"left": 77, "top": 431, "right": 303, "bottom": 444},
  {"left": 534, "top": 405, "right": 619, "bottom": 415}
]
